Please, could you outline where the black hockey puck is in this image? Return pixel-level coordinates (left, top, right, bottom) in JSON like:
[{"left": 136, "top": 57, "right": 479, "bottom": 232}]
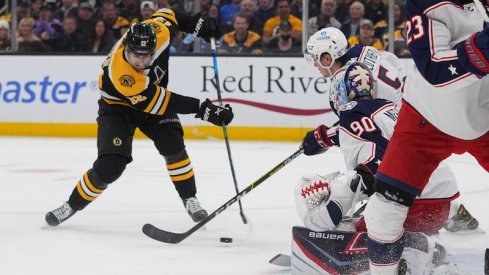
[{"left": 220, "top": 237, "right": 233, "bottom": 243}]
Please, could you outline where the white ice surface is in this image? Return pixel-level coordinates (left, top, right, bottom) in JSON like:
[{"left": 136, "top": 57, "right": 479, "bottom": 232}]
[{"left": 0, "top": 137, "right": 487, "bottom": 275}]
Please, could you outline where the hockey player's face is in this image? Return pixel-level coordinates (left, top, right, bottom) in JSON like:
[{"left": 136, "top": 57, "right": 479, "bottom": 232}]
[
  {"left": 315, "top": 53, "right": 333, "bottom": 77},
  {"left": 127, "top": 51, "right": 152, "bottom": 71}
]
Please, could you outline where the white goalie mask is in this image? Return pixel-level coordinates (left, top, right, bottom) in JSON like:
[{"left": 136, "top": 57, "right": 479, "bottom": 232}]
[
  {"left": 304, "top": 28, "right": 348, "bottom": 71},
  {"left": 330, "top": 62, "right": 377, "bottom": 114}
]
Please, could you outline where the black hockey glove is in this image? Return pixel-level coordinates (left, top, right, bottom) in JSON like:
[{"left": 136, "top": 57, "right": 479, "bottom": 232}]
[
  {"left": 192, "top": 16, "right": 221, "bottom": 42},
  {"left": 195, "top": 99, "right": 234, "bottom": 126}
]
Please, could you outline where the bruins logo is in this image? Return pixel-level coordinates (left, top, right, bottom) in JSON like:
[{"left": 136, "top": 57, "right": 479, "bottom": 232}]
[
  {"left": 113, "top": 137, "right": 123, "bottom": 146},
  {"left": 119, "top": 75, "right": 135, "bottom": 87}
]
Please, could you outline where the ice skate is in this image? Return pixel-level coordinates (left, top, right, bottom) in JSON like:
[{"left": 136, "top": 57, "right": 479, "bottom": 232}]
[
  {"left": 183, "top": 197, "right": 208, "bottom": 222},
  {"left": 444, "top": 204, "right": 479, "bottom": 233},
  {"left": 45, "top": 202, "right": 77, "bottom": 226}
]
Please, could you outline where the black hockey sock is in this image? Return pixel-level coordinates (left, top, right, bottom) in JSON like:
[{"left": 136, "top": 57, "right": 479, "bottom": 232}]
[
  {"left": 68, "top": 169, "right": 108, "bottom": 211},
  {"left": 165, "top": 150, "right": 197, "bottom": 199}
]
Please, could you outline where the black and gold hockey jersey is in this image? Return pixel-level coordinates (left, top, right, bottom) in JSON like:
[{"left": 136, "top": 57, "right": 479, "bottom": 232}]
[{"left": 98, "top": 8, "right": 200, "bottom": 116}]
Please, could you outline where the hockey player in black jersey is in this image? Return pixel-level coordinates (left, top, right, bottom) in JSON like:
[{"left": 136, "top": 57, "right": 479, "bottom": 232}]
[{"left": 45, "top": 10, "right": 233, "bottom": 226}]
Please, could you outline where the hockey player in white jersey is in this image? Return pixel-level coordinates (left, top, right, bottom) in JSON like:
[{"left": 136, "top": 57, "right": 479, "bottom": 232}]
[
  {"left": 362, "top": 0, "right": 489, "bottom": 273},
  {"left": 303, "top": 27, "right": 404, "bottom": 106}
]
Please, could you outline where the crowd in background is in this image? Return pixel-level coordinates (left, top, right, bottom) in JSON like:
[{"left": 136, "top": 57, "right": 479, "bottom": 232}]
[{"left": 0, "top": 0, "right": 410, "bottom": 57}]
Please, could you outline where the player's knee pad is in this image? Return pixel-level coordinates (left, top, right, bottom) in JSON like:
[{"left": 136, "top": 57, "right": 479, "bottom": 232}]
[
  {"left": 374, "top": 178, "right": 416, "bottom": 207},
  {"left": 92, "top": 154, "right": 129, "bottom": 183},
  {"left": 364, "top": 192, "right": 409, "bottom": 242}
]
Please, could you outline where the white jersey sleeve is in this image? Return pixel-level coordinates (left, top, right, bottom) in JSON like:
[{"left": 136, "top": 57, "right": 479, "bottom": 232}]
[{"left": 404, "top": 0, "right": 489, "bottom": 140}]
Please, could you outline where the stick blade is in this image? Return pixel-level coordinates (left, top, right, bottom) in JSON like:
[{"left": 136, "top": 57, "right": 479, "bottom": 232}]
[
  {"left": 269, "top": 254, "right": 291, "bottom": 267},
  {"left": 142, "top": 223, "right": 186, "bottom": 244}
]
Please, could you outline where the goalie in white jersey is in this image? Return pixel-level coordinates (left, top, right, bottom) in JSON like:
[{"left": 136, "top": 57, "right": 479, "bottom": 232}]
[{"left": 361, "top": 0, "right": 489, "bottom": 274}]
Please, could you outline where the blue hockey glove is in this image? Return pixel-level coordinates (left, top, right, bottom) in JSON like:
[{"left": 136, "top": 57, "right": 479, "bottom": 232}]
[
  {"left": 457, "top": 25, "right": 489, "bottom": 76},
  {"left": 302, "top": 125, "right": 334, "bottom": 156}
]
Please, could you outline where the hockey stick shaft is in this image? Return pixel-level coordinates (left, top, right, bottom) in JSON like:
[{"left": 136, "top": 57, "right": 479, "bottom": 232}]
[
  {"left": 210, "top": 37, "right": 247, "bottom": 224},
  {"left": 142, "top": 148, "right": 304, "bottom": 244}
]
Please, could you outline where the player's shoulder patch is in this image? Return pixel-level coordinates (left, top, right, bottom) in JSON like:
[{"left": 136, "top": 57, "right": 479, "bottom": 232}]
[
  {"left": 119, "top": 75, "right": 136, "bottom": 87},
  {"left": 342, "top": 101, "right": 358, "bottom": 112}
]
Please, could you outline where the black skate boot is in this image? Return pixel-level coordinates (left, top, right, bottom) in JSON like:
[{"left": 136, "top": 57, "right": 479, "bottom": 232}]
[
  {"left": 444, "top": 204, "right": 479, "bottom": 232},
  {"left": 183, "top": 197, "right": 208, "bottom": 222},
  {"left": 45, "top": 202, "right": 77, "bottom": 226}
]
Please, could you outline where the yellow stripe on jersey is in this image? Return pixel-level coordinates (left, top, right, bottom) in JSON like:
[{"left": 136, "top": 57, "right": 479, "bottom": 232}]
[
  {"left": 170, "top": 170, "right": 195, "bottom": 182},
  {"left": 102, "top": 97, "right": 131, "bottom": 107},
  {"left": 167, "top": 158, "right": 191, "bottom": 170},
  {"left": 144, "top": 85, "right": 162, "bottom": 113},
  {"left": 157, "top": 89, "right": 171, "bottom": 115}
]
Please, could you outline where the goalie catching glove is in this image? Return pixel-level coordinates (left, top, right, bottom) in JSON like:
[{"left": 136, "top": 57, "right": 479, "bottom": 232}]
[
  {"left": 195, "top": 99, "right": 234, "bottom": 126},
  {"left": 294, "top": 171, "right": 364, "bottom": 232}
]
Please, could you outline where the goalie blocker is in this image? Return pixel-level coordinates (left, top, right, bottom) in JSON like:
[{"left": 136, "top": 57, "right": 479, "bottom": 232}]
[{"left": 291, "top": 226, "right": 436, "bottom": 275}]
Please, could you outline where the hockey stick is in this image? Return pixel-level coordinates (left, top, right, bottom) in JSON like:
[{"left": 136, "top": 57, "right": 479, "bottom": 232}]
[
  {"left": 209, "top": 37, "right": 247, "bottom": 225},
  {"left": 142, "top": 148, "right": 304, "bottom": 244}
]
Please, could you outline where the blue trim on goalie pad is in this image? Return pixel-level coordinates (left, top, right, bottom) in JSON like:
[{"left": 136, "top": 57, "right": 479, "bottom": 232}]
[
  {"left": 375, "top": 172, "right": 420, "bottom": 196},
  {"left": 326, "top": 201, "right": 343, "bottom": 225},
  {"left": 367, "top": 234, "right": 405, "bottom": 265}
]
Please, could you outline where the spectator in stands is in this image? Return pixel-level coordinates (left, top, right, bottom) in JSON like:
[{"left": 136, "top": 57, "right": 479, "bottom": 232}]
[
  {"left": 187, "top": 0, "right": 211, "bottom": 16},
  {"left": 308, "top": 0, "right": 341, "bottom": 34},
  {"left": 347, "top": 19, "right": 383, "bottom": 50},
  {"left": 365, "top": 0, "right": 387, "bottom": 26},
  {"left": 291, "top": 0, "right": 321, "bottom": 19},
  {"left": 46, "top": 15, "right": 88, "bottom": 52},
  {"left": 334, "top": 0, "right": 353, "bottom": 24},
  {"left": 77, "top": 2, "right": 96, "bottom": 40},
  {"left": 218, "top": 13, "right": 262, "bottom": 54},
  {"left": 0, "top": 1, "right": 29, "bottom": 24},
  {"left": 102, "top": 0, "right": 129, "bottom": 39},
  {"left": 0, "top": 19, "right": 11, "bottom": 52},
  {"left": 239, "top": 0, "right": 262, "bottom": 35},
  {"left": 157, "top": 0, "right": 186, "bottom": 14},
  {"left": 54, "top": 0, "right": 79, "bottom": 21},
  {"left": 31, "top": 0, "right": 44, "bottom": 20},
  {"left": 340, "top": 1, "right": 365, "bottom": 38},
  {"left": 220, "top": 0, "right": 241, "bottom": 30},
  {"left": 265, "top": 19, "right": 300, "bottom": 54},
  {"left": 34, "top": 4, "right": 63, "bottom": 41},
  {"left": 17, "top": 17, "right": 49, "bottom": 52},
  {"left": 130, "top": 1, "right": 155, "bottom": 24},
  {"left": 120, "top": 0, "right": 139, "bottom": 23},
  {"left": 262, "top": 0, "right": 302, "bottom": 43},
  {"left": 374, "top": 3, "right": 406, "bottom": 39},
  {"left": 254, "top": 0, "right": 275, "bottom": 26},
  {"left": 88, "top": 19, "right": 116, "bottom": 53},
  {"left": 180, "top": 3, "right": 220, "bottom": 54}
]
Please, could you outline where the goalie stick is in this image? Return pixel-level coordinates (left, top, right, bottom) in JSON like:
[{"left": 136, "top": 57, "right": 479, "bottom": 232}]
[
  {"left": 142, "top": 148, "right": 304, "bottom": 244},
  {"left": 210, "top": 37, "right": 247, "bottom": 225}
]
